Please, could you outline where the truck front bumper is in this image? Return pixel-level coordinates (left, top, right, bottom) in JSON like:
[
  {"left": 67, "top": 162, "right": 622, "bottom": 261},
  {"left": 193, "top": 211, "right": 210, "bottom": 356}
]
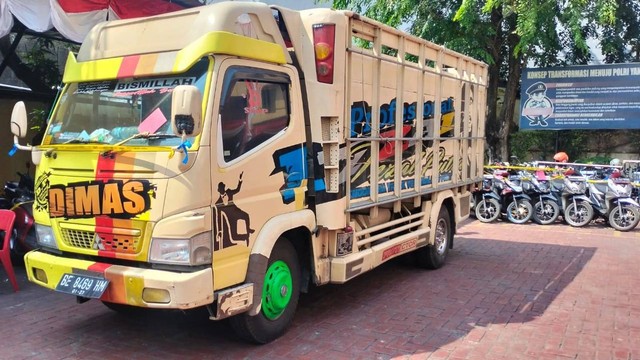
[{"left": 24, "top": 250, "right": 214, "bottom": 309}]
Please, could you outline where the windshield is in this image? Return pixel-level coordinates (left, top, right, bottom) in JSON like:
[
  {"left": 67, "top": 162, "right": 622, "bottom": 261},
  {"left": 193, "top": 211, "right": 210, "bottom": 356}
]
[{"left": 44, "top": 57, "right": 210, "bottom": 147}]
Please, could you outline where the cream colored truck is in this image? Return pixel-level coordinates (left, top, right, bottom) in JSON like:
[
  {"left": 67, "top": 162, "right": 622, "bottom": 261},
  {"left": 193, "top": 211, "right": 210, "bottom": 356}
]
[{"left": 9, "top": 1, "right": 487, "bottom": 343}]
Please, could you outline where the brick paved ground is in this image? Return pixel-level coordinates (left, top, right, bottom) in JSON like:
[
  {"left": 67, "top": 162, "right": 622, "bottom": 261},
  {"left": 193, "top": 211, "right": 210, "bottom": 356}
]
[{"left": 2, "top": 220, "right": 640, "bottom": 360}]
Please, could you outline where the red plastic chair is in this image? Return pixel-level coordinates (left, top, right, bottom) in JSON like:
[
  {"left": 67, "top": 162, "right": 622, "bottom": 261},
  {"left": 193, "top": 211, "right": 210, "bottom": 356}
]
[{"left": 0, "top": 209, "right": 18, "bottom": 292}]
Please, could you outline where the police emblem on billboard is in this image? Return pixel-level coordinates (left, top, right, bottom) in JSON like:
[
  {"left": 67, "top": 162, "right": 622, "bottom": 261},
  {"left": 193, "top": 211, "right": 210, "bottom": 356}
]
[{"left": 521, "top": 81, "right": 554, "bottom": 127}]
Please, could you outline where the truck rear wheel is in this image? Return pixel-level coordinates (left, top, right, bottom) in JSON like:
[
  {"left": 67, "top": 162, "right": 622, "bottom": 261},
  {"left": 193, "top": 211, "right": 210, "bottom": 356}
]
[
  {"left": 229, "top": 238, "right": 300, "bottom": 344},
  {"left": 416, "top": 206, "right": 451, "bottom": 269}
]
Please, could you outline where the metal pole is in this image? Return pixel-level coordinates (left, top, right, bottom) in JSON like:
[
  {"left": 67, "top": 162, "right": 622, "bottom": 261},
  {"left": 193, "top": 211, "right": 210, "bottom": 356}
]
[{"left": 0, "top": 23, "right": 26, "bottom": 79}]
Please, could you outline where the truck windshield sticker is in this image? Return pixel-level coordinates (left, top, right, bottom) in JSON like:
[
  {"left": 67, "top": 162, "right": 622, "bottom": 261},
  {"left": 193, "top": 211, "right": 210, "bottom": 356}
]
[
  {"left": 76, "top": 81, "right": 116, "bottom": 94},
  {"left": 213, "top": 172, "right": 254, "bottom": 251},
  {"left": 138, "top": 108, "right": 168, "bottom": 134},
  {"left": 115, "top": 77, "right": 196, "bottom": 92},
  {"left": 244, "top": 80, "right": 268, "bottom": 114},
  {"left": 47, "top": 180, "right": 155, "bottom": 219}
]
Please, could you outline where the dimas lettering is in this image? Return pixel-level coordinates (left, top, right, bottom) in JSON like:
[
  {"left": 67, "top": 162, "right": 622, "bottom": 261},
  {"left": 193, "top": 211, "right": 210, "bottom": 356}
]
[{"left": 49, "top": 180, "right": 153, "bottom": 219}]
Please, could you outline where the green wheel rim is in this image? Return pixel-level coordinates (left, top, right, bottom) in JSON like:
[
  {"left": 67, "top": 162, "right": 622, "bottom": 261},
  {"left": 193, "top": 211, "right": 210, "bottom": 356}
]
[{"left": 261, "top": 260, "right": 293, "bottom": 320}]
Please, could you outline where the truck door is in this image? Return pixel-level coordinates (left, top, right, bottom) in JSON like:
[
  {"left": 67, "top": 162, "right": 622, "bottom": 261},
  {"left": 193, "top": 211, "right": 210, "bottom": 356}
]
[{"left": 211, "top": 59, "right": 307, "bottom": 290}]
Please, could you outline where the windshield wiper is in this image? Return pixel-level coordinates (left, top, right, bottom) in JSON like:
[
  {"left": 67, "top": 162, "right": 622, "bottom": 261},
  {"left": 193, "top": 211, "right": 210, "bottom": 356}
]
[
  {"left": 63, "top": 139, "right": 110, "bottom": 145},
  {"left": 114, "top": 132, "right": 178, "bottom": 146}
]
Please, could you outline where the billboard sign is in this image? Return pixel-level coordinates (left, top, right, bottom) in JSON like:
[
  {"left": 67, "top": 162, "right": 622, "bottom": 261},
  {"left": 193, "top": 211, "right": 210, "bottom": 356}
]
[{"left": 520, "top": 63, "right": 640, "bottom": 130}]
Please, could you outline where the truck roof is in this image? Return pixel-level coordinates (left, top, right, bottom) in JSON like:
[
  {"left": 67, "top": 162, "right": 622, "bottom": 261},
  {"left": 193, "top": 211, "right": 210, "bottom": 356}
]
[{"left": 77, "top": 1, "right": 292, "bottom": 63}]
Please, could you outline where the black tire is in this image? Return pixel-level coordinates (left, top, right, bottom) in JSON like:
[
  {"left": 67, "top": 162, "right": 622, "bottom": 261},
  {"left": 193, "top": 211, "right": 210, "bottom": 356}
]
[
  {"left": 416, "top": 206, "right": 451, "bottom": 269},
  {"left": 506, "top": 199, "right": 533, "bottom": 224},
  {"left": 564, "top": 200, "right": 594, "bottom": 227},
  {"left": 475, "top": 198, "right": 501, "bottom": 223},
  {"left": 608, "top": 205, "right": 640, "bottom": 232},
  {"left": 229, "top": 238, "right": 300, "bottom": 344},
  {"left": 532, "top": 199, "right": 560, "bottom": 225}
]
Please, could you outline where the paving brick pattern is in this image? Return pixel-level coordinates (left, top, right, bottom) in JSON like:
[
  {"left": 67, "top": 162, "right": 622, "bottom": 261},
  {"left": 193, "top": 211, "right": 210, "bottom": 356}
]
[{"left": 2, "top": 220, "right": 640, "bottom": 359}]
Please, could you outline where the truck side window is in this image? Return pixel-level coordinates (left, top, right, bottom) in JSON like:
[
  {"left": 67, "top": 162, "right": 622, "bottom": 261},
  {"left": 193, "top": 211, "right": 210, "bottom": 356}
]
[{"left": 219, "top": 67, "right": 291, "bottom": 162}]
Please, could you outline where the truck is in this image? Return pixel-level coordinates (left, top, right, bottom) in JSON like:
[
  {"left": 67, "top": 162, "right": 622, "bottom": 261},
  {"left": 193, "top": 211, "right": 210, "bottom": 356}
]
[{"left": 9, "top": 1, "right": 487, "bottom": 343}]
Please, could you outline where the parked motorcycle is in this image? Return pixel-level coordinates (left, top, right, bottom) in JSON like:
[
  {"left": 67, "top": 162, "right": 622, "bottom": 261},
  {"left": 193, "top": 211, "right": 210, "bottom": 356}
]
[
  {"left": 586, "top": 179, "right": 640, "bottom": 231},
  {"left": 0, "top": 171, "right": 37, "bottom": 262},
  {"left": 493, "top": 173, "right": 533, "bottom": 224},
  {"left": 471, "top": 174, "right": 501, "bottom": 223},
  {"left": 521, "top": 174, "right": 561, "bottom": 225},
  {"left": 552, "top": 176, "right": 594, "bottom": 227},
  {"left": 631, "top": 181, "right": 640, "bottom": 206}
]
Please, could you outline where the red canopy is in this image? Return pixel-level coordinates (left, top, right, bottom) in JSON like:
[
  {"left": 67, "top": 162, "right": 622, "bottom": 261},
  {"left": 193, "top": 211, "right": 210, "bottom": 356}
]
[{"left": 1, "top": 0, "right": 204, "bottom": 43}]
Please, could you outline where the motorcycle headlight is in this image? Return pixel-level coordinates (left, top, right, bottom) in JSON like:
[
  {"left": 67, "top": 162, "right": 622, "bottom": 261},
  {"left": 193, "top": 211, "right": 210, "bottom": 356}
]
[
  {"left": 149, "top": 232, "right": 212, "bottom": 266},
  {"left": 35, "top": 224, "right": 59, "bottom": 250}
]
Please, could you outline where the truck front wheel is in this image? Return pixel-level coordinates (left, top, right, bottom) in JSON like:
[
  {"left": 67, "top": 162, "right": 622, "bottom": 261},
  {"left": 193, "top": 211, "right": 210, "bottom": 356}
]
[
  {"left": 229, "top": 238, "right": 300, "bottom": 344},
  {"left": 416, "top": 206, "right": 451, "bottom": 269}
]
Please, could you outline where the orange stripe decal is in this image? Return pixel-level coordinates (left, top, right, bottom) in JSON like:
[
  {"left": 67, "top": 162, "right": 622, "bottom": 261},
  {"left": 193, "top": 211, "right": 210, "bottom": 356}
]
[
  {"left": 100, "top": 273, "right": 127, "bottom": 303},
  {"left": 135, "top": 53, "right": 159, "bottom": 75}
]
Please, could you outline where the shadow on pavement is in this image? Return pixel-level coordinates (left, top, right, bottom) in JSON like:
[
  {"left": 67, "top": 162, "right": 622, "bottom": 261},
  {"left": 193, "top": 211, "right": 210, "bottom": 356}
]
[{"left": 0, "top": 233, "right": 596, "bottom": 360}]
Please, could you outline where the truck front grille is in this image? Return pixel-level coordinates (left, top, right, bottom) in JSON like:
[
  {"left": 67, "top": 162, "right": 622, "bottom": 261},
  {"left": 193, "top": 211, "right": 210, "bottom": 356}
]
[
  {"left": 60, "top": 228, "right": 141, "bottom": 254},
  {"left": 61, "top": 228, "right": 94, "bottom": 248}
]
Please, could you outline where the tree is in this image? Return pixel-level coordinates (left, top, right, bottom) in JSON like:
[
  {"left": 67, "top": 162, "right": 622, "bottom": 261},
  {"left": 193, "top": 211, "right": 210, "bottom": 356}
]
[
  {"left": 0, "top": 26, "right": 77, "bottom": 95},
  {"left": 332, "top": 0, "right": 626, "bottom": 161},
  {"left": 599, "top": 0, "right": 640, "bottom": 62}
]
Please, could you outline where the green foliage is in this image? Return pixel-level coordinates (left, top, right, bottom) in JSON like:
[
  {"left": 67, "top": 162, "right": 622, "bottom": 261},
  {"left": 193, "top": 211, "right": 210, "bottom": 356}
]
[
  {"left": 627, "top": 130, "right": 640, "bottom": 154},
  {"left": 510, "top": 129, "right": 600, "bottom": 162},
  {"left": 29, "top": 108, "right": 47, "bottom": 132},
  {"left": 332, "top": 0, "right": 626, "bottom": 72},
  {"left": 556, "top": 130, "right": 590, "bottom": 162},
  {"left": 576, "top": 155, "right": 612, "bottom": 164},
  {"left": 599, "top": 0, "right": 639, "bottom": 62},
  {"left": 22, "top": 37, "right": 62, "bottom": 89},
  {"left": 509, "top": 130, "right": 557, "bottom": 161}
]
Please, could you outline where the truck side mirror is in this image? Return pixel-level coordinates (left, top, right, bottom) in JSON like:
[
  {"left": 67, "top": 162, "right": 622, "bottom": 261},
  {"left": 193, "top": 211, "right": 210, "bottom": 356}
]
[
  {"left": 9, "top": 101, "right": 33, "bottom": 154},
  {"left": 10, "top": 101, "right": 28, "bottom": 138},
  {"left": 171, "top": 85, "right": 203, "bottom": 137}
]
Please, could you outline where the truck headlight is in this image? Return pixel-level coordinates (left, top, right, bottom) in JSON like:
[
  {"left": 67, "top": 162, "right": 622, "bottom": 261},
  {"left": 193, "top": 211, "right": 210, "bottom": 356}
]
[
  {"left": 149, "top": 232, "right": 212, "bottom": 266},
  {"left": 35, "top": 224, "right": 58, "bottom": 250}
]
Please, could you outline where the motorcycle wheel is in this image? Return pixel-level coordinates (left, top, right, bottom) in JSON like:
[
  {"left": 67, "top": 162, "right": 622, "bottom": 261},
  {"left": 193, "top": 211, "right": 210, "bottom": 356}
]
[
  {"left": 475, "top": 198, "right": 501, "bottom": 223},
  {"left": 564, "top": 200, "right": 594, "bottom": 227},
  {"left": 9, "top": 228, "right": 25, "bottom": 265},
  {"left": 506, "top": 199, "right": 533, "bottom": 224},
  {"left": 533, "top": 199, "right": 560, "bottom": 225},
  {"left": 608, "top": 205, "right": 640, "bottom": 232}
]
